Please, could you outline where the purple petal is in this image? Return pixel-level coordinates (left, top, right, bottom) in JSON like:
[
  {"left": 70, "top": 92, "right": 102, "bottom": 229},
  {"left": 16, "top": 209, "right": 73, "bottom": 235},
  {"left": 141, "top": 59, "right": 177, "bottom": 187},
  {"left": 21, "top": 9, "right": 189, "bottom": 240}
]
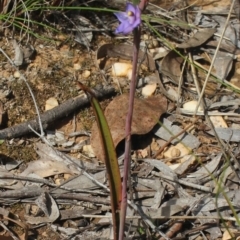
[
  {"left": 114, "top": 12, "right": 128, "bottom": 22},
  {"left": 132, "top": 16, "right": 141, "bottom": 29},
  {"left": 115, "top": 21, "right": 134, "bottom": 35},
  {"left": 128, "top": 15, "right": 135, "bottom": 25},
  {"left": 122, "top": 25, "right": 135, "bottom": 34},
  {"left": 115, "top": 22, "right": 128, "bottom": 34},
  {"left": 126, "top": 3, "right": 137, "bottom": 14},
  {"left": 135, "top": 6, "right": 141, "bottom": 19},
  {"left": 114, "top": 2, "right": 141, "bottom": 35}
]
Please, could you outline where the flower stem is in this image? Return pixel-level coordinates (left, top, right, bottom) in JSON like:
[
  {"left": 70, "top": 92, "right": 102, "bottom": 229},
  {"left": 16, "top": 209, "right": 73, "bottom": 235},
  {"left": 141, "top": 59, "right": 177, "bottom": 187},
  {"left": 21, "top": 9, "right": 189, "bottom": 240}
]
[{"left": 118, "top": 26, "right": 141, "bottom": 240}]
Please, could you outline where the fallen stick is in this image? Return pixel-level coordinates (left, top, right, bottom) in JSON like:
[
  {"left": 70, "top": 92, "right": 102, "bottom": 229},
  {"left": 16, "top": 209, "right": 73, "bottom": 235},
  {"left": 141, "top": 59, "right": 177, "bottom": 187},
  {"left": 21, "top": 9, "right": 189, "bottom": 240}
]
[{"left": 0, "top": 85, "right": 115, "bottom": 139}]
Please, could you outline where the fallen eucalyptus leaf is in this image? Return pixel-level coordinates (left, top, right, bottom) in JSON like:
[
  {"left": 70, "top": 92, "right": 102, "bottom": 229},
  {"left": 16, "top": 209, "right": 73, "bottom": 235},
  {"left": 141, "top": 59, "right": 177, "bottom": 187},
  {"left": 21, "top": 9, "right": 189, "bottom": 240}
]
[
  {"left": 177, "top": 28, "right": 216, "bottom": 49},
  {"left": 97, "top": 43, "right": 156, "bottom": 71},
  {"left": 187, "top": 153, "right": 222, "bottom": 179},
  {"left": 35, "top": 192, "right": 59, "bottom": 222},
  {"left": 160, "top": 50, "right": 184, "bottom": 84},
  {"left": 91, "top": 94, "right": 167, "bottom": 162},
  {"left": 0, "top": 169, "right": 24, "bottom": 189},
  {"left": 74, "top": 15, "right": 93, "bottom": 50},
  {"left": 20, "top": 159, "right": 78, "bottom": 178},
  {"left": 12, "top": 40, "right": 24, "bottom": 66},
  {"left": 97, "top": 43, "right": 160, "bottom": 85},
  {"left": 207, "top": 128, "right": 240, "bottom": 142}
]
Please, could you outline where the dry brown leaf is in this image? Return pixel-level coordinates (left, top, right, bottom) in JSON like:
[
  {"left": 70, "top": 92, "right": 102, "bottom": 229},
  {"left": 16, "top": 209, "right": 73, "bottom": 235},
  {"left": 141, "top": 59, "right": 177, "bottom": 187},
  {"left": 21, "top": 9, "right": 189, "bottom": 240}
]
[
  {"left": 177, "top": 28, "right": 216, "bottom": 49},
  {"left": 161, "top": 50, "right": 218, "bottom": 96},
  {"left": 35, "top": 192, "right": 60, "bottom": 222},
  {"left": 97, "top": 43, "right": 156, "bottom": 71},
  {"left": 160, "top": 50, "right": 184, "bottom": 84},
  {"left": 20, "top": 159, "right": 78, "bottom": 178},
  {"left": 91, "top": 94, "right": 167, "bottom": 162}
]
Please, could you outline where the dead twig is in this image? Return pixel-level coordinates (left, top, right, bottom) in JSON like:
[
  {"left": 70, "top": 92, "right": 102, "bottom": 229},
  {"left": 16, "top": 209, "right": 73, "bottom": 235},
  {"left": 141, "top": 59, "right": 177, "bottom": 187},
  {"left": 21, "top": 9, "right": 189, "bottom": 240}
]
[
  {"left": 0, "top": 85, "right": 115, "bottom": 139},
  {"left": 0, "top": 186, "right": 110, "bottom": 205},
  {"left": 152, "top": 171, "right": 212, "bottom": 192}
]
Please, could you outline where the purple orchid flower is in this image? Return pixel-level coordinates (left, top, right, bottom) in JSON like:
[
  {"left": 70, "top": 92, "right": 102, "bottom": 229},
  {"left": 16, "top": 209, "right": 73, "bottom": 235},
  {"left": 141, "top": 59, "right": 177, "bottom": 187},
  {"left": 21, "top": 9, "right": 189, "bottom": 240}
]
[{"left": 114, "top": 3, "right": 141, "bottom": 35}]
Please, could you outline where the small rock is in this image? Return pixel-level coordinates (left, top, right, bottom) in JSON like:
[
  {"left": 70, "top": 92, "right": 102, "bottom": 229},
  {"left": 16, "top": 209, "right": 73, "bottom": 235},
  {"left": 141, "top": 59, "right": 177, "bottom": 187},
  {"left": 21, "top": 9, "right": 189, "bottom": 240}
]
[
  {"left": 55, "top": 178, "right": 64, "bottom": 185},
  {"left": 170, "top": 147, "right": 181, "bottom": 158},
  {"left": 167, "top": 88, "right": 178, "bottom": 101},
  {"left": 183, "top": 100, "right": 203, "bottom": 112},
  {"left": 112, "top": 62, "right": 132, "bottom": 77},
  {"left": 163, "top": 143, "right": 191, "bottom": 160},
  {"left": 57, "top": 34, "right": 67, "bottom": 41},
  {"left": 64, "top": 173, "right": 72, "bottom": 180},
  {"left": 13, "top": 71, "right": 21, "bottom": 78},
  {"left": 45, "top": 97, "right": 58, "bottom": 111},
  {"left": 142, "top": 83, "right": 157, "bottom": 97},
  {"left": 236, "top": 68, "right": 240, "bottom": 75},
  {"left": 82, "top": 145, "right": 95, "bottom": 158},
  {"left": 30, "top": 205, "right": 39, "bottom": 215},
  {"left": 73, "top": 63, "right": 81, "bottom": 70},
  {"left": 143, "top": 34, "right": 150, "bottom": 40},
  {"left": 82, "top": 70, "right": 91, "bottom": 78}
]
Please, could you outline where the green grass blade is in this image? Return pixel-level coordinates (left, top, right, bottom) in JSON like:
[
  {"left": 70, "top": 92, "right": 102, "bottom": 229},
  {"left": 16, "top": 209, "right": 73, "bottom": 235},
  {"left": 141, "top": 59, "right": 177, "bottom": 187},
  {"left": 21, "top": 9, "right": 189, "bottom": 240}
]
[{"left": 78, "top": 82, "right": 122, "bottom": 240}]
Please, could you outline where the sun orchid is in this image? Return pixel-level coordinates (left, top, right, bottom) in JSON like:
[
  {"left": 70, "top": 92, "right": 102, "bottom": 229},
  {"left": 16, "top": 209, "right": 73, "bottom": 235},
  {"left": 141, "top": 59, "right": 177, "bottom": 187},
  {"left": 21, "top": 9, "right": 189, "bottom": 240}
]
[{"left": 114, "top": 3, "right": 141, "bottom": 35}]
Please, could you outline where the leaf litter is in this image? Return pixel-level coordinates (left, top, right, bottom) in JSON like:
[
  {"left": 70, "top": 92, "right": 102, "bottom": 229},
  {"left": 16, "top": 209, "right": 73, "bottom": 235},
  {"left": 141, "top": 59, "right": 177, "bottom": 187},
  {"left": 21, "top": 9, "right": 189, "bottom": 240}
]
[{"left": 1, "top": 0, "right": 240, "bottom": 239}]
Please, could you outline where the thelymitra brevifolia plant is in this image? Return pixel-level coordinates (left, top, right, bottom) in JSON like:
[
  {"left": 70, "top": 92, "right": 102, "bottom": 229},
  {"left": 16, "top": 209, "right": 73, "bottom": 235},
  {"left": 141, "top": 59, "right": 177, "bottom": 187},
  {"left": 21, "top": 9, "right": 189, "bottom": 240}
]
[{"left": 114, "top": 1, "right": 148, "bottom": 239}]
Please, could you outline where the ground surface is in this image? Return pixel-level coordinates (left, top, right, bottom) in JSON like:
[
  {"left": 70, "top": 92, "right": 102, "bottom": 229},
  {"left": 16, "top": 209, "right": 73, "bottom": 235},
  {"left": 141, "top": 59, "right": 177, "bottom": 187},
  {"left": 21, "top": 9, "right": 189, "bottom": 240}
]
[{"left": 0, "top": 0, "right": 240, "bottom": 239}]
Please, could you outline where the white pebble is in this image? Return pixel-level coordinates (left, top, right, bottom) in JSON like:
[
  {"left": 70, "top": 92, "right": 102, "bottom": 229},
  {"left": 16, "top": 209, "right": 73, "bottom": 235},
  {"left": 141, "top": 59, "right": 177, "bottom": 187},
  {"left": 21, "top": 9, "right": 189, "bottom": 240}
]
[
  {"left": 183, "top": 100, "right": 203, "bottom": 112},
  {"left": 112, "top": 62, "right": 132, "bottom": 77},
  {"left": 45, "top": 97, "right": 58, "bottom": 111},
  {"left": 82, "top": 70, "right": 91, "bottom": 78},
  {"left": 142, "top": 83, "right": 157, "bottom": 97},
  {"left": 14, "top": 71, "right": 21, "bottom": 78},
  {"left": 73, "top": 63, "right": 81, "bottom": 70}
]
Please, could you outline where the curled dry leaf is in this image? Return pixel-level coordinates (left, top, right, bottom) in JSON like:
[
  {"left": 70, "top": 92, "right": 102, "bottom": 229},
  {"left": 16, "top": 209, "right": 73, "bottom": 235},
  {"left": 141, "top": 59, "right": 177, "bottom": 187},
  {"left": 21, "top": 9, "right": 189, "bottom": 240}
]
[
  {"left": 160, "top": 50, "right": 184, "bottom": 84},
  {"left": 177, "top": 28, "right": 216, "bottom": 49},
  {"left": 12, "top": 40, "right": 24, "bottom": 66},
  {"left": 35, "top": 192, "right": 60, "bottom": 222},
  {"left": 96, "top": 43, "right": 160, "bottom": 84},
  {"left": 97, "top": 44, "right": 156, "bottom": 71},
  {"left": 91, "top": 94, "right": 167, "bottom": 162},
  {"left": 20, "top": 159, "right": 78, "bottom": 178}
]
